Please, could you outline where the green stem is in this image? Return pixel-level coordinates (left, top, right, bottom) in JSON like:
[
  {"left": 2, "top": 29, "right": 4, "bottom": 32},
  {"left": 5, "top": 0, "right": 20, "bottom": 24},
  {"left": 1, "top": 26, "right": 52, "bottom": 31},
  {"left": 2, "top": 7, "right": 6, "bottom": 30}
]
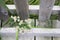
[{"left": 16, "top": 28, "right": 19, "bottom": 40}]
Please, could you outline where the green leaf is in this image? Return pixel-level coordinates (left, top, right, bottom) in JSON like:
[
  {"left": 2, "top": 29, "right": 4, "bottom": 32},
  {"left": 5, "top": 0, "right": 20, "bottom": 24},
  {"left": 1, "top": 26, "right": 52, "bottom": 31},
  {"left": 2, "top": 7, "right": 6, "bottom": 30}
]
[{"left": 29, "top": 14, "right": 38, "bottom": 19}]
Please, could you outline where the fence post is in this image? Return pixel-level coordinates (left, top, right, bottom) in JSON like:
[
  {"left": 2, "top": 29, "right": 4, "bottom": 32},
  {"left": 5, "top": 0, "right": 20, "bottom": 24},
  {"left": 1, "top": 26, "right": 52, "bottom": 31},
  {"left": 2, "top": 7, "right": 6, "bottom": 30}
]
[
  {"left": 39, "top": 0, "right": 55, "bottom": 40},
  {"left": 39, "top": 0, "right": 55, "bottom": 27},
  {"left": 14, "top": 0, "right": 29, "bottom": 20}
]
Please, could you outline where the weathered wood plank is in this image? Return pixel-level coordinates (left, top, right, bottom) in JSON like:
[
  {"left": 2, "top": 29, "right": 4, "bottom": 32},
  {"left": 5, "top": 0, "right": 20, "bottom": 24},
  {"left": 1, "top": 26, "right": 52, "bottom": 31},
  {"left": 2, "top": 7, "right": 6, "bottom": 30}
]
[
  {"left": 14, "top": 0, "right": 29, "bottom": 20},
  {"left": 39, "top": 0, "right": 55, "bottom": 27},
  {"left": 0, "top": 6, "right": 9, "bottom": 22},
  {"left": 1, "top": 28, "right": 60, "bottom": 40},
  {"left": 1, "top": 28, "right": 60, "bottom": 37}
]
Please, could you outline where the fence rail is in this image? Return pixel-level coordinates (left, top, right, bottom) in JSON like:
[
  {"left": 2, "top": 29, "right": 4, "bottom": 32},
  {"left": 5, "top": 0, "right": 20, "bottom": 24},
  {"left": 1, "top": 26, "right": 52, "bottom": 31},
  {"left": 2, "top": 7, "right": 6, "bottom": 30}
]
[
  {"left": 0, "top": 28, "right": 60, "bottom": 40},
  {"left": 7, "top": 5, "right": 60, "bottom": 10},
  {"left": 6, "top": 5, "right": 60, "bottom": 15}
]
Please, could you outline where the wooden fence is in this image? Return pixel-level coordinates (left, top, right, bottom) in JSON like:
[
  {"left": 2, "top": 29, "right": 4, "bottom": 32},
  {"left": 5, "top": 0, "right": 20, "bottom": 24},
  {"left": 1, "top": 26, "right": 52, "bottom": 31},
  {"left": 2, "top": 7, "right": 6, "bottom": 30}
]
[{"left": 0, "top": 28, "right": 60, "bottom": 40}]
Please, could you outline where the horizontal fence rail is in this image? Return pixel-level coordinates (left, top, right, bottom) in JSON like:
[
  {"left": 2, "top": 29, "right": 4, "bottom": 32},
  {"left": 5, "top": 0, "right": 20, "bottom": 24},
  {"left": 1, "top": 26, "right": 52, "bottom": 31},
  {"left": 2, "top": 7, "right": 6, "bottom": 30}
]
[
  {"left": 6, "top": 5, "right": 60, "bottom": 15},
  {"left": 7, "top": 5, "right": 60, "bottom": 10},
  {"left": 1, "top": 28, "right": 60, "bottom": 37},
  {"left": 0, "top": 28, "right": 60, "bottom": 40}
]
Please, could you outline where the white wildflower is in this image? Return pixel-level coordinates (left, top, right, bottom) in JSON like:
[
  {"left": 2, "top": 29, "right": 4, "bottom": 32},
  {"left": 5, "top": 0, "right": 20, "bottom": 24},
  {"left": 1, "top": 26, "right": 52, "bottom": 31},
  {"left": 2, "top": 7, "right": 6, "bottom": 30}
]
[{"left": 13, "top": 16, "right": 17, "bottom": 22}]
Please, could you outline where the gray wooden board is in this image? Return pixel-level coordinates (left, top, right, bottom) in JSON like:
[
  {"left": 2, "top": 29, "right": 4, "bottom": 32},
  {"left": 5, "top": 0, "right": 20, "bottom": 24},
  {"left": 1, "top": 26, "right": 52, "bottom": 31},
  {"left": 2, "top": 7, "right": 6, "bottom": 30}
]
[
  {"left": 14, "top": 0, "right": 29, "bottom": 20},
  {"left": 0, "top": 6, "right": 9, "bottom": 22},
  {"left": 0, "top": 28, "right": 60, "bottom": 37},
  {"left": 39, "top": 0, "right": 55, "bottom": 22}
]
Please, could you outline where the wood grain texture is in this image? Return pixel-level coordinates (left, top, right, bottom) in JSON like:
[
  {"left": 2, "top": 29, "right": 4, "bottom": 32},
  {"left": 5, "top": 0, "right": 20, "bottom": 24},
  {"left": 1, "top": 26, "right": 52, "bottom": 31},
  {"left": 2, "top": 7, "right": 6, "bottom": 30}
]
[
  {"left": 0, "top": 6, "right": 9, "bottom": 22},
  {"left": 39, "top": 0, "right": 55, "bottom": 27},
  {"left": 14, "top": 0, "right": 29, "bottom": 20}
]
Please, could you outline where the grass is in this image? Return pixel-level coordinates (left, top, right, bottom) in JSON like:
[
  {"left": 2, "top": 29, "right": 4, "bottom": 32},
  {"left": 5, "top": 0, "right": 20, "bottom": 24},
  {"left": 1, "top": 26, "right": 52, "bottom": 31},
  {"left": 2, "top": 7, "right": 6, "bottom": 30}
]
[{"left": 5, "top": 0, "right": 60, "bottom": 5}]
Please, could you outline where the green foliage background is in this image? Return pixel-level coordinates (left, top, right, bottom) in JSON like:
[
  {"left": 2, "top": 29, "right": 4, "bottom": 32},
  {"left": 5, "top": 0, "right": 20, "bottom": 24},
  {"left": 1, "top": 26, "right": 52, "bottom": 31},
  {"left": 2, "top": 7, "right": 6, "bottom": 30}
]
[
  {"left": 5, "top": 0, "right": 60, "bottom": 5},
  {"left": 54, "top": 0, "right": 60, "bottom": 5}
]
